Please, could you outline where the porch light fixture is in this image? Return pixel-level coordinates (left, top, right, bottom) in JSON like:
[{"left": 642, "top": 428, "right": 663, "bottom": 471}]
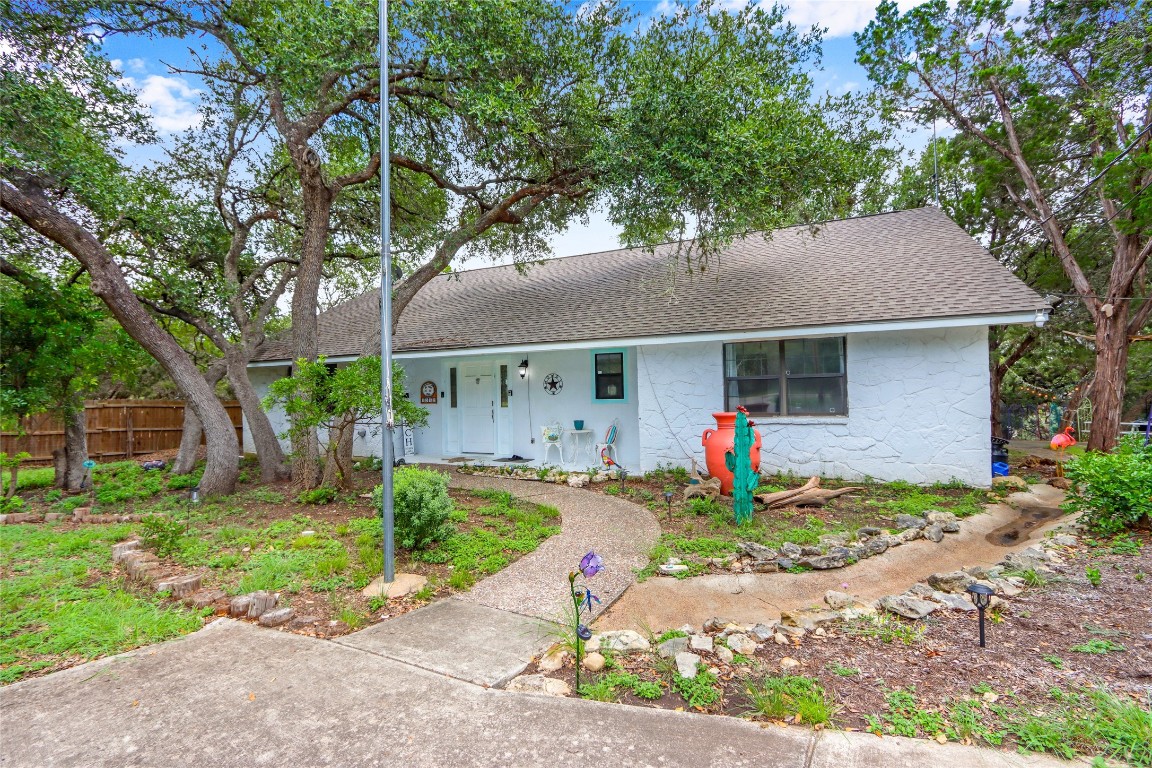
[
  {"left": 518, "top": 359, "right": 529, "bottom": 379},
  {"left": 966, "top": 583, "right": 995, "bottom": 647}
]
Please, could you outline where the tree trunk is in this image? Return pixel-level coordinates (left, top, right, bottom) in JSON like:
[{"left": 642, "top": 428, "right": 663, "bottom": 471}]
[
  {"left": 1, "top": 179, "right": 239, "bottom": 496},
  {"left": 173, "top": 363, "right": 226, "bottom": 475},
  {"left": 320, "top": 416, "right": 356, "bottom": 489},
  {"left": 1087, "top": 306, "right": 1130, "bottom": 452},
  {"left": 61, "top": 407, "right": 87, "bottom": 491},
  {"left": 288, "top": 185, "right": 334, "bottom": 489},
  {"left": 4, "top": 465, "right": 15, "bottom": 498},
  {"left": 52, "top": 449, "right": 68, "bottom": 490},
  {"left": 225, "top": 349, "right": 289, "bottom": 483}
]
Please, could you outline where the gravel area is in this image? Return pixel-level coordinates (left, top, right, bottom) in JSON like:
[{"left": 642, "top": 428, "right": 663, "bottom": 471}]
[{"left": 446, "top": 470, "right": 661, "bottom": 622}]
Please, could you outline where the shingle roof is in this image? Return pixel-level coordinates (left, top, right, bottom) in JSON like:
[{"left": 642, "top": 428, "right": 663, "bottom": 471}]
[{"left": 253, "top": 207, "right": 1045, "bottom": 361}]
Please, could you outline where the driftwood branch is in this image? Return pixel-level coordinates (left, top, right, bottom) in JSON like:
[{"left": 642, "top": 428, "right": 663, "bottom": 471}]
[{"left": 755, "top": 476, "right": 863, "bottom": 508}]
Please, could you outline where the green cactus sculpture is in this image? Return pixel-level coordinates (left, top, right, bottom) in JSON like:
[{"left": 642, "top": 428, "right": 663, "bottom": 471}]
[{"left": 725, "top": 409, "right": 758, "bottom": 525}]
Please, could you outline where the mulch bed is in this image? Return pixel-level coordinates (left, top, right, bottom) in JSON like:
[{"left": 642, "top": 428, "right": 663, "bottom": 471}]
[{"left": 530, "top": 533, "right": 1151, "bottom": 749}]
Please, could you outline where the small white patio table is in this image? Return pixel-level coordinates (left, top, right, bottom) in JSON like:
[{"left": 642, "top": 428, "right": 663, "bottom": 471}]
[{"left": 566, "top": 429, "right": 595, "bottom": 464}]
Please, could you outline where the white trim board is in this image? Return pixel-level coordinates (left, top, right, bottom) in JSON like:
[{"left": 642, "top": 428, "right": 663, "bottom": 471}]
[{"left": 248, "top": 310, "right": 1044, "bottom": 366}]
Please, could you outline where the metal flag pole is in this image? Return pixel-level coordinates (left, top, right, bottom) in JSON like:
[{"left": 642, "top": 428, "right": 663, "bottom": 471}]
[{"left": 379, "top": 0, "right": 395, "bottom": 583}]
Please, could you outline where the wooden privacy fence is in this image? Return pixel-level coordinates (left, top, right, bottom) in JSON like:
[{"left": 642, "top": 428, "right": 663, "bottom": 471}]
[{"left": 0, "top": 400, "right": 243, "bottom": 463}]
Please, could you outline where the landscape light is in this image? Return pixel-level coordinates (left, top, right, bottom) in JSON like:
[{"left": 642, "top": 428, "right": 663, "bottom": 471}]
[
  {"left": 663, "top": 489, "right": 674, "bottom": 521},
  {"left": 966, "top": 583, "right": 995, "bottom": 647}
]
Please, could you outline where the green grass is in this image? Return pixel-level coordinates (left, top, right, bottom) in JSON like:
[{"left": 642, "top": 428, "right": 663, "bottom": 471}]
[
  {"left": 0, "top": 465, "right": 55, "bottom": 493},
  {"left": 744, "top": 675, "right": 835, "bottom": 724},
  {"left": 412, "top": 496, "right": 559, "bottom": 578},
  {"left": 842, "top": 613, "right": 925, "bottom": 645},
  {"left": 0, "top": 524, "right": 202, "bottom": 683}
]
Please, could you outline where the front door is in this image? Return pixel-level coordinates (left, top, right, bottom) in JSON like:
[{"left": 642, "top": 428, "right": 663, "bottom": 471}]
[{"left": 461, "top": 372, "right": 495, "bottom": 453}]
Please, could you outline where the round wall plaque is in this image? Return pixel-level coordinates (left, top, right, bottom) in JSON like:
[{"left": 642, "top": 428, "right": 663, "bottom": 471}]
[{"left": 543, "top": 373, "right": 563, "bottom": 394}]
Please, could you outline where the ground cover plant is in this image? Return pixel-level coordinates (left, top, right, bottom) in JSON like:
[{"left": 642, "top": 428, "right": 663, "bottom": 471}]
[
  {"left": 0, "top": 458, "right": 559, "bottom": 684},
  {"left": 532, "top": 531, "right": 1152, "bottom": 765}
]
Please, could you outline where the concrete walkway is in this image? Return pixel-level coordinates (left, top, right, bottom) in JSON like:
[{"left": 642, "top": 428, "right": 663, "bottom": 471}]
[
  {"left": 0, "top": 619, "right": 1078, "bottom": 768},
  {"left": 448, "top": 471, "right": 661, "bottom": 621},
  {"left": 598, "top": 484, "right": 1069, "bottom": 631}
]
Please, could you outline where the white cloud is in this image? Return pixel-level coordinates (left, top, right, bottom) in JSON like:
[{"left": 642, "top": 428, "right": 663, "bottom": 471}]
[
  {"left": 782, "top": 0, "right": 934, "bottom": 38},
  {"left": 127, "top": 57, "right": 148, "bottom": 73},
  {"left": 120, "top": 74, "right": 203, "bottom": 132}
]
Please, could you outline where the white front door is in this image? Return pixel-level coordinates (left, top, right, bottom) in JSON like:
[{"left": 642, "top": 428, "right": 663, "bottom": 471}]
[{"left": 462, "top": 372, "right": 495, "bottom": 453}]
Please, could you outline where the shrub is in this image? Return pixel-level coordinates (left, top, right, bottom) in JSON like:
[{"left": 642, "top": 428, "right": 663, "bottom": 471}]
[
  {"left": 138, "top": 515, "right": 189, "bottom": 559},
  {"left": 372, "top": 467, "right": 454, "bottom": 551},
  {"left": 0, "top": 496, "right": 26, "bottom": 514},
  {"left": 296, "top": 486, "right": 339, "bottom": 505},
  {"left": 1063, "top": 436, "right": 1152, "bottom": 534}
]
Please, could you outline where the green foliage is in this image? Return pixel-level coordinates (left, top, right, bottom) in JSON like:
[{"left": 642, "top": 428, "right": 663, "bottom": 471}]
[
  {"left": 0, "top": 523, "right": 199, "bottom": 683},
  {"left": 878, "top": 688, "right": 949, "bottom": 739},
  {"left": 828, "top": 663, "right": 860, "bottom": 677},
  {"left": 655, "top": 629, "right": 688, "bottom": 644},
  {"left": 578, "top": 677, "right": 618, "bottom": 702},
  {"left": 296, "top": 486, "right": 339, "bottom": 505},
  {"left": 600, "top": 670, "right": 663, "bottom": 701},
  {"left": 743, "top": 675, "right": 835, "bottom": 725},
  {"left": 0, "top": 496, "right": 26, "bottom": 514},
  {"left": 1071, "top": 639, "right": 1125, "bottom": 655},
  {"left": 448, "top": 569, "right": 475, "bottom": 591},
  {"left": 1086, "top": 567, "right": 1102, "bottom": 588},
  {"left": 372, "top": 467, "right": 453, "bottom": 551},
  {"left": 686, "top": 497, "right": 726, "bottom": 517},
  {"left": 1063, "top": 437, "right": 1152, "bottom": 534},
  {"left": 1043, "top": 655, "right": 1065, "bottom": 669},
  {"left": 138, "top": 515, "right": 189, "bottom": 559},
  {"left": 265, "top": 357, "right": 427, "bottom": 488},
  {"left": 877, "top": 491, "right": 949, "bottom": 518},
  {"left": 673, "top": 670, "right": 721, "bottom": 708}
]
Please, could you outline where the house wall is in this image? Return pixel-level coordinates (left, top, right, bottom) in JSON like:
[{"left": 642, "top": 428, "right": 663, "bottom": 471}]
[
  {"left": 245, "top": 349, "right": 640, "bottom": 469},
  {"left": 635, "top": 326, "right": 992, "bottom": 487},
  {"left": 246, "top": 326, "right": 992, "bottom": 485}
]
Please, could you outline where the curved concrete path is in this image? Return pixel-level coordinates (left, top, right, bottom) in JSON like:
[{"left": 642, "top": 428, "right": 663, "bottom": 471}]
[
  {"left": 598, "top": 484, "right": 1070, "bottom": 631},
  {"left": 448, "top": 471, "right": 661, "bottom": 621}
]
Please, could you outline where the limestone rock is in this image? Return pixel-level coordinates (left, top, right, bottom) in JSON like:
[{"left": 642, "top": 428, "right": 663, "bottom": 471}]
[
  {"left": 927, "top": 571, "right": 975, "bottom": 594},
  {"left": 539, "top": 649, "right": 567, "bottom": 672},
  {"left": 715, "top": 646, "right": 734, "bottom": 664},
  {"left": 749, "top": 622, "right": 779, "bottom": 642},
  {"left": 507, "top": 674, "right": 570, "bottom": 697},
  {"left": 658, "top": 563, "right": 689, "bottom": 575},
  {"left": 1051, "top": 534, "right": 1078, "bottom": 547},
  {"left": 856, "top": 526, "right": 884, "bottom": 537},
  {"left": 597, "top": 630, "right": 649, "bottom": 653},
  {"left": 773, "top": 632, "right": 790, "bottom": 646},
  {"left": 798, "top": 554, "right": 847, "bottom": 570},
  {"left": 993, "top": 475, "right": 1030, "bottom": 490},
  {"left": 824, "top": 590, "right": 858, "bottom": 610},
  {"left": 259, "top": 607, "right": 295, "bottom": 627},
  {"left": 1048, "top": 477, "right": 1072, "bottom": 490},
  {"left": 923, "top": 523, "right": 945, "bottom": 543},
  {"left": 582, "top": 652, "right": 605, "bottom": 672},
  {"left": 818, "top": 534, "right": 847, "bottom": 548},
  {"left": 703, "top": 616, "right": 734, "bottom": 633},
  {"left": 750, "top": 559, "right": 779, "bottom": 573},
  {"left": 880, "top": 534, "right": 904, "bottom": 548},
  {"left": 287, "top": 615, "right": 321, "bottom": 631},
  {"left": 658, "top": 636, "right": 689, "bottom": 658},
  {"left": 879, "top": 595, "right": 939, "bottom": 620},
  {"left": 689, "top": 634, "right": 713, "bottom": 653},
  {"left": 566, "top": 474, "right": 590, "bottom": 488},
  {"left": 776, "top": 557, "right": 795, "bottom": 571},
  {"left": 738, "top": 542, "right": 776, "bottom": 560},
  {"left": 859, "top": 538, "right": 889, "bottom": 558},
  {"left": 964, "top": 565, "right": 1003, "bottom": 580},
  {"left": 779, "top": 657, "right": 801, "bottom": 671},
  {"left": 895, "top": 514, "right": 927, "bottom": 530},
  {"left": 898, "top": 528, "right": 923, "bottom": 543},
  {"left": 929, "top": 591, "right": 976, "bottom": 611},
  {"left": 926, "top": 510, "right": 960, "bottom": 532},
  {"left": 675, "top": 651, "right": 701, "bottom": 679},
  {"left": 726, "top": 634, "right": 758, "bottom": 655},
  {"left": 778, "top": 542, "right": 803, "bottom": 559}
]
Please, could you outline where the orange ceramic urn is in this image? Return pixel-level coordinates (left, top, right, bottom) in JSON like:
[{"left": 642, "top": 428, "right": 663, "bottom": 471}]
[{"left": 701, "top": 411, "right": 762, "bottom": 495}]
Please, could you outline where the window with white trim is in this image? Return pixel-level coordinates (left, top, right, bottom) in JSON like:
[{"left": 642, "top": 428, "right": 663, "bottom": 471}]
[{"left": 723, "top": 337, "right": 847, "bottom": 416}]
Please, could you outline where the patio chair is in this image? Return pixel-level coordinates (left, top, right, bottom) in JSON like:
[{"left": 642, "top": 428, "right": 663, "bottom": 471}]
[
  {"left": 595, "top": 420, "right": 619, "bottom": 466},
  {"left": 541, "top": 423, "right": 564, "bottom": 464}
]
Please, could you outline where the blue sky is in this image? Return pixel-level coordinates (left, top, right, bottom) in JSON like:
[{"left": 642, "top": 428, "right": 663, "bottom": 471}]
[{"left": 98, "top": 1, "right": 947, "bottom": 260}]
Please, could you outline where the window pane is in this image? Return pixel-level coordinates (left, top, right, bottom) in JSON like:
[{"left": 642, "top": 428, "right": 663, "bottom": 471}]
[
  {"left": 449, "top": 367, "right": 457, "bottom": 408},
  {"left": 595, "top": 352, "right": 624, "bottom": 399},
  {"left": 725, "top": 341, "right": 780, "bottom": 377},
  {"left": 785, "top": 377, "right": 846, "bottom": 415},
  {"left": 500, "top": 365, "right": 509, "bottom": 407},
  {"left": 595, "top": 353, "right": 623, "bottom": 375},
  {"left": 727, "top": 378, "right": 781, "bottom": 414},
  {"left": 784, "top": 337, "right": 844, "bottom": 375}
]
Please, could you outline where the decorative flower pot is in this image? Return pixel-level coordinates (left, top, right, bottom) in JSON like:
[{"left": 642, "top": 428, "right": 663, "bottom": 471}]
[{"left": 701, "top": 411, "right": 762, "bottom": 495}]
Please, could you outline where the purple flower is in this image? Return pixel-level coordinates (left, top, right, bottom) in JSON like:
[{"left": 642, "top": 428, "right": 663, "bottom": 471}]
[
  {"left": 577, "top": 624, "right": 592, "bottom": 641},
  {"left": 579, "top": 551, "right": 603, "bottom": 578}
]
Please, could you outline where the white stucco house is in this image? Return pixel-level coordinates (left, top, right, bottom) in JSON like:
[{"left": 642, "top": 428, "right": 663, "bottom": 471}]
[{"left": 248, "top": 207, "right": 1048, "bottom": 487}]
